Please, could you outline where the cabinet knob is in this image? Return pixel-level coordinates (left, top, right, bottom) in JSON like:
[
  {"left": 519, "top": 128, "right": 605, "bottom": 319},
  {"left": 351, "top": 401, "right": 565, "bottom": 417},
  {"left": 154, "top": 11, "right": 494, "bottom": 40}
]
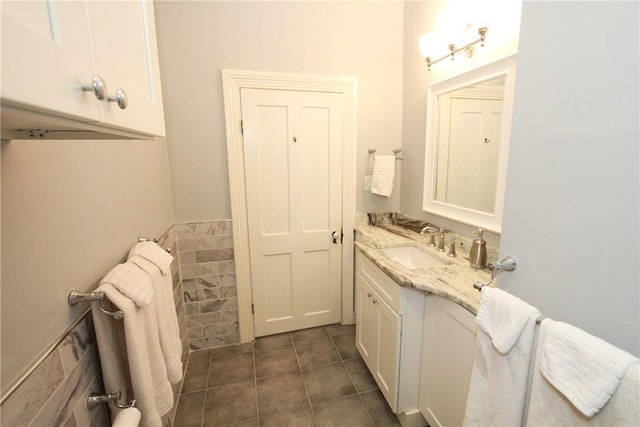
[
  {"left": 108, "top": 88, "right": 128, "bottom": 110},
  {"left": 367, "top": 292, "right": 372, "bottom": 298},
  {"left": 372, "top": 298, "right": 378, "bottom": 304},
  {"left": 82, "top": 75, "right": 107, "bottom": 101}
]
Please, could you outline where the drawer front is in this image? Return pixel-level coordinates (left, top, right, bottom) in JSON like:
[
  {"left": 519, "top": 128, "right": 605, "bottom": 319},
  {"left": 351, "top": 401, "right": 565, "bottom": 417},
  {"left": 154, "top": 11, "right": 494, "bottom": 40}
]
[{"left": 356, "top": 251, "right": 401, "bottom": 313}]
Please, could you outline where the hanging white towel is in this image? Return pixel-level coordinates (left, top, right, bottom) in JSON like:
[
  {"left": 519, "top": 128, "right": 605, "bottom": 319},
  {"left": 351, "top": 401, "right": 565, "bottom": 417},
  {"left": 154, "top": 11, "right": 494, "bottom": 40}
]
[
  {"left": 101, "top": 262, "right": 154, "bottom": 308},
  {"left": 526, "top": 319, "right": 639, "bottom": 426},
  {"left": 129, "top": 254, "right": 183, "bottom": 385},
  {"left": 371, "top": 155, "right": 395, "bottom": 197},
  {"left": 93, "top": 263, "right": 174, "bottom": 427},
  {"left": 128, "top": 241, "right": 174, "bottom": 275},
  {"left": 463, "top": 287, "right": 542, "bottom": 427}
]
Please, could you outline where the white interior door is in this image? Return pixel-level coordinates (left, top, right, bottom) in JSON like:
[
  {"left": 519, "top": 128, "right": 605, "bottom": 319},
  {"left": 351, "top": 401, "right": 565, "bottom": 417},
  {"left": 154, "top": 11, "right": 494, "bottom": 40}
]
[
  {"left": 445, "top": 98, "right": 502, "bottom": 213},
  {"left": 241, "top": 88, "right": 343, "bottom": 336}
]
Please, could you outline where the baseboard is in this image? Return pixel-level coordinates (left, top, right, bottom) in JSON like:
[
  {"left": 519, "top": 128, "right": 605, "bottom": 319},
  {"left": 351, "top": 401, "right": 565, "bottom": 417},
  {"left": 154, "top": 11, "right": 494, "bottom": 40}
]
[{"left": 398, "top": 408, "right": 427, "bottom": 427}]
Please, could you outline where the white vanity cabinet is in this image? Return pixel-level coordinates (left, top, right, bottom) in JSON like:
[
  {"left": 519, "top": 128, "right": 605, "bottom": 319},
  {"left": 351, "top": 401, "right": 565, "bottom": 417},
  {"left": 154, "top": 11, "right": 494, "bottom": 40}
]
[
  {"left": 355, "top": 251, "right": 425, "bottom": 414},
  {"left": 419, "top": 295, "right": 478, "bottom": 427},
  {"left": 1, "top": 0, "right": 165, "bottom": 138}
]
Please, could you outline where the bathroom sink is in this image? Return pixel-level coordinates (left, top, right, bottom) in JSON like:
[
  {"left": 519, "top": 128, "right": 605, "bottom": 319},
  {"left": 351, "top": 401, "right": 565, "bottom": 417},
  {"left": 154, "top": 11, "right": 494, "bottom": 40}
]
[{"left": 381, "top": 245, "right": 446, "bottom": 270}]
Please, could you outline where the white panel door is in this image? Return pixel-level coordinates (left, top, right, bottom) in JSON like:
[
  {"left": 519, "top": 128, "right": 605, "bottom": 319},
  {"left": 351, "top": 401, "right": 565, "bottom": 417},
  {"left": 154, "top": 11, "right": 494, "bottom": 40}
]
[
  {"left": 241, "top": 88, "right": 343, "bottom": 336},
  {"left": 445, "top": 98, "right": 502, "bottom": 213}
]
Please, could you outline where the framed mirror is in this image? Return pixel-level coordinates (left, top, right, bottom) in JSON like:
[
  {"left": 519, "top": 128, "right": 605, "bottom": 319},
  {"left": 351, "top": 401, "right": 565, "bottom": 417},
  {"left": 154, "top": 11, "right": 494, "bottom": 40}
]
[{"left": 423, "top": 54, "right": 517, "bottom": 233}]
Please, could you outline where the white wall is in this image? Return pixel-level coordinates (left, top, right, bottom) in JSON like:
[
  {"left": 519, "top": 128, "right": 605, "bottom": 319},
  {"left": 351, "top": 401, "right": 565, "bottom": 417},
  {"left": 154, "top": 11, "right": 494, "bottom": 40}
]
[
  {"left": 154, "top": 1, "right": 405, "bottom": 222},
  {"left": 1, "top": 139, "right": 175, "bottom": 393},
  {"left": 500, "top": 1, "right": 639, "bottom": 356}
]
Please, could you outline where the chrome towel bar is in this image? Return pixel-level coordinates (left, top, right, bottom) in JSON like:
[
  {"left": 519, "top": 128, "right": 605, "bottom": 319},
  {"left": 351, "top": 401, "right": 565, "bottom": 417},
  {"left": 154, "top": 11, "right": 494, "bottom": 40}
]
[
  {"left": 68, "top": 290, "right": 124, "bottom": 319},
  {"left": 138, "top": 236, "right": 172, "bottom": 253},
  {"left": 367, "top": 147, "right": 404, "bottom": 160}
]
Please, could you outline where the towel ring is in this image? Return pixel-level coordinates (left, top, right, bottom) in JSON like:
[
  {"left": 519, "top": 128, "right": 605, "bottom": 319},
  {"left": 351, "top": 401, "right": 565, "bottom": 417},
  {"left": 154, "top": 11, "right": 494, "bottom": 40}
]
[
  {"left": 473, "top": 256, "right": 517, "bottom": 291},
  {"left": 68, "top": 290, "right": 124, "bottom": 319}
]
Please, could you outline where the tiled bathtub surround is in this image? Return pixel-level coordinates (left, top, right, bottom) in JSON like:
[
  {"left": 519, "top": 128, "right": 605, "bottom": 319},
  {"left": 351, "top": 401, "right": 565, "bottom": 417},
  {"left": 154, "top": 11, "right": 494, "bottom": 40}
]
[
  {"left": 1, "top": 225, "right": 189, "bottom": 427},
  {"left": 176, "top": 221, "right": 239, "bottom": 350}
]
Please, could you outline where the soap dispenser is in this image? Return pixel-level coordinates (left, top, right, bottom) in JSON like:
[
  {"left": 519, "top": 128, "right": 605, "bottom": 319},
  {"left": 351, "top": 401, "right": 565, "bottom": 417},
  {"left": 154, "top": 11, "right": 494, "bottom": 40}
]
[{"left": 469, "top": 229, "right": 487, "bottom": 269}]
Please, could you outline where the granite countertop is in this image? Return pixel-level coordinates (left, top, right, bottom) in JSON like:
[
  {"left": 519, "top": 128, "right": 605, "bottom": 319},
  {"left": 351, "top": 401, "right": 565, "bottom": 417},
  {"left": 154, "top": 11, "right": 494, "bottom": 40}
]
[{"left": 354, "top": 221, "right": 494, "bottom": 315}]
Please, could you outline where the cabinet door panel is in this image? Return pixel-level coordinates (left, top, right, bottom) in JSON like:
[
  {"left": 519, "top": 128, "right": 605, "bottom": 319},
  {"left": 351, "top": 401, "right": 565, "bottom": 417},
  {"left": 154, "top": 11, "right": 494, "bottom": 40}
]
[
  {"left": 375, "top": 296, "right": 401, "bottom": 412},
  {"left": 420, "top": 296, "right": 477, "bottom": 427},
  {"left": 1, "top": 1, "right": 99, "bottom": 120},
  {"left": 355, "top": 274, "right": 376, "bottom": 370},
  {"left": 86, "top": 0, "right": 165, "bottom": 136}
]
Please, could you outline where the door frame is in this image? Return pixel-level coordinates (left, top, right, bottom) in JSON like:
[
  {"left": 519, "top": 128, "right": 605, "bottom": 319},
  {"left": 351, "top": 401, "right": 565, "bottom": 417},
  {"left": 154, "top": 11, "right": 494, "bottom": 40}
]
[{"left": 221, "top": 69, "right": 357, "bottom": 342}]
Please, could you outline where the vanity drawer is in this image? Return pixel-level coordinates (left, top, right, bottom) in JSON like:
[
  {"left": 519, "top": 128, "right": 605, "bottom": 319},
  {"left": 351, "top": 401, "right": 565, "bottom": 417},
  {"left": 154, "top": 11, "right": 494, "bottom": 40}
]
[{"left": 356, "top": 251, "right": 401, "bottom": 313}]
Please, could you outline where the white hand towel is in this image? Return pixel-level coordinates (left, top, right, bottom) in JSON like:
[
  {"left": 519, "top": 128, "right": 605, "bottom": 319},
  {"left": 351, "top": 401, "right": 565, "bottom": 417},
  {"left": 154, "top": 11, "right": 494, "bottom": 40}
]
[
  {"left": 129, "top": 254, "right": 183, "bottom": 385},
  {"left": 475, "top": 287, "right": 540, "bottom": 354},
  {"left": 101, "top": 262, "right": 154, "bottom": 308},
  {"left": 526, "top": 319, "right": 640, "bottom": 426},
  {"left": 128, "top": 241, "right": 174, "bottom": 275},
  {"left": 371, "top": 155, "right": 395, "bottom": 197},
  {"left": 463, "top": 287, "right": 541, "bottom": 427},
  {"left": 541, "top": 321, "right": 638, "bottom": 417},
  {"left": 93, "top": 282, "right": 174, "bottom": 427}
]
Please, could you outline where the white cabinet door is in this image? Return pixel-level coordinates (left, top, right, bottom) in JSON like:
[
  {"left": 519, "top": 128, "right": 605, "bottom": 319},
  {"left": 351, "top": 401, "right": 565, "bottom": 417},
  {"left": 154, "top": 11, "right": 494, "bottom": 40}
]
[
  {"left": 86, "top": 0, "right": 165, "bottom": 137},
  {"left": 355, "top": 272, "right": 401, "bottom": 412},
  {"left": 419, "top": 295, "right": 477, "bottom": 427},
  {"left": 356, "top": 273, "right": 376, "bottom": 369},
  {"left": 1, "top": 1, "right": 100, "bottom": 120},
  {"left": 374, "top": 293, "right": 401, "bottom": 412},
  {"left": 1, "top": 0, "right": 165, "bottom": 138}
]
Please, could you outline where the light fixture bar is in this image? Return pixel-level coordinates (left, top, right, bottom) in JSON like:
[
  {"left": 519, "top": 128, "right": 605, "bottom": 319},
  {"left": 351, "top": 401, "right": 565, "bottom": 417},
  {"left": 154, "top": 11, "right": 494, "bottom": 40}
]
[{"left": 424, "top": 27, "right": 488, "bottom": 71}]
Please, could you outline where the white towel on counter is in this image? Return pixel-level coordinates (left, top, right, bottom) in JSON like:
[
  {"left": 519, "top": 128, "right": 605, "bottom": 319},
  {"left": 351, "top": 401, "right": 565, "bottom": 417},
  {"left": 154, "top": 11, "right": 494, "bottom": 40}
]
[
  {"left": 101, "top": 262, "right": 154, "bottom": 308},
  {"left": 463, "top": 287, "right": 542, "bottom": 427},
  {"left": 128, "top": 241, "right": 174, "bottom": 275},
  {"left": 93, "top": 264, "right": 174, "bottom": 427},
  {"left": 371, "top": 155, "right": 395, "bottom": 197},
  {"left": 129, "top": 254, "right": 183, "bottom": 385},
  {"left": 525, "top": 319, "right": 639, "bottom": 426}
]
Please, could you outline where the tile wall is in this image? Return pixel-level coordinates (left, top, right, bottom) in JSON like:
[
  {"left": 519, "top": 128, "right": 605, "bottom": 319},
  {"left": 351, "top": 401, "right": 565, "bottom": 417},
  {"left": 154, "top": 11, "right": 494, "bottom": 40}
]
[
  {"left": 0, "top": 226, "right": 188, "bottom": 427},
  {"left": 176, "top": 221, "right": 239, "bottom": 350}
]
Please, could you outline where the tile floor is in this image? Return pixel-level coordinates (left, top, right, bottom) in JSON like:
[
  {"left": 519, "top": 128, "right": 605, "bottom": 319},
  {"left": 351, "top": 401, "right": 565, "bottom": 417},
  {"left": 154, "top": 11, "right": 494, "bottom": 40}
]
[{"left": 173, "top": 324, "right": 403, "bottom": 426}]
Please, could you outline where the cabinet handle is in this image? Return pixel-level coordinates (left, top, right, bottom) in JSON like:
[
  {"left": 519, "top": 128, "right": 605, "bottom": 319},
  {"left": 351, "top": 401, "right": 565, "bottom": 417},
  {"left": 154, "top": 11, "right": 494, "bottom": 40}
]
[
  {"left": 108, "top": 88, "right": 128, "bottom": 110},
  {"left": 82, "top": 76, "right": 107, "bottom": 101}
]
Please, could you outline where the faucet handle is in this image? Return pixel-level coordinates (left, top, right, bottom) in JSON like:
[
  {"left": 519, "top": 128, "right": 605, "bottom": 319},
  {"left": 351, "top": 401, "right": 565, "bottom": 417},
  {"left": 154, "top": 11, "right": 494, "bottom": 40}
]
[
  {"left": 427, "top": 232, "right": 436, "bottom": 247},
  {"left": 447, "top": 237, "right": 457, "bottom": 257}
]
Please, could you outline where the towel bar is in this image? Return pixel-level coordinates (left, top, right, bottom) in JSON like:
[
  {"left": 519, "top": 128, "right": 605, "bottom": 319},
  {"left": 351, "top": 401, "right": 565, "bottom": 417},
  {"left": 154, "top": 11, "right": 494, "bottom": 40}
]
[
  {"left": 137, "top": 236, "right": 172, "bottom": 254},
  {"left": 367, "top": 147, "right": 404, "bottom": 160},
  {"left": 68, "top": 290, "right": 124, "bottom": 319}
]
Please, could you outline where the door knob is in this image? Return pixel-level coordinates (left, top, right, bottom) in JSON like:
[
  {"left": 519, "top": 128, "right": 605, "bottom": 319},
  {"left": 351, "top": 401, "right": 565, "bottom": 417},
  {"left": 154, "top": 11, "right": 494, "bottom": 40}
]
[{"left": 331, "top": 231, "right": 340, "bottom": 244}]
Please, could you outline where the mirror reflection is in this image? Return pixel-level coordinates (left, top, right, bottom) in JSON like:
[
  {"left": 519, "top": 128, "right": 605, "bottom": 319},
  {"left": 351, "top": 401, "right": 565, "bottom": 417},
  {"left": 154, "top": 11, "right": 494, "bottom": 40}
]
[
  {"left": 433, "top": 76, "right": 505, "bottom": 214},
  {"left": 423, "top": 54, "right": 517, "bottom": 233}
]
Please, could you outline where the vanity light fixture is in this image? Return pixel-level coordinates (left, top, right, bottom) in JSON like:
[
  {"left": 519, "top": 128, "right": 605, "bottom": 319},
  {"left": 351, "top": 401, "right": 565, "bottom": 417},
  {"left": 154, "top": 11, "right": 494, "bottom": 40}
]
[{"left": 419, "top": 26, "right": 488, "bottom": 71}]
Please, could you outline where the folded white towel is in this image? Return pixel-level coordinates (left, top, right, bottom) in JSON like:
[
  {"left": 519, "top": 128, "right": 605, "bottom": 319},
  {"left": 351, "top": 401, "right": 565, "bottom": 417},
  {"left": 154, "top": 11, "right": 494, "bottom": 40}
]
[
  {"left": 129, "top": 255, "right": 183, "bottom": 385},
  {"left": 93, "top": 283, "right": 173, "bottom": 427},
  {"left": 475, "top": 287, "right": 541, "bottom": 353},
  {"left": 540, "top": 321, "right": 638, "bottom": 417},
  {"left": 371, "top": 155, "right": 395, "bottom": 197},
  {"left": 100, "top": 262, "right": 153, "bottom": 308},
  {"left": 526, "top": 319, "right": 640, "bottom": 426},
  {"left": 128, "top": 241, "right": 174, "bottom": 275},
  {"left": 463, "top": 287, "right": 541, "bottom": 427}
]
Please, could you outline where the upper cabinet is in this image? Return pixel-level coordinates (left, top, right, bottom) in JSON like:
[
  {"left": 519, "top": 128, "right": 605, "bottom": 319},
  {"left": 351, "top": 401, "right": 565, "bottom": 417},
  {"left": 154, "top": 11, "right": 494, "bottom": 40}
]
[{"left": 1, "top": 0, "right": 165, "bottom": 139}]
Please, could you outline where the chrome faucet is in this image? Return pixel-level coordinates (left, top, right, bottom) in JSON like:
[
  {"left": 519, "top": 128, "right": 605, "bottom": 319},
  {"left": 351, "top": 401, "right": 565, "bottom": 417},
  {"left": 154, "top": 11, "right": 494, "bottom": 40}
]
[{"left": 420, "top": 225, "right": 446, "bottom": 251}]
